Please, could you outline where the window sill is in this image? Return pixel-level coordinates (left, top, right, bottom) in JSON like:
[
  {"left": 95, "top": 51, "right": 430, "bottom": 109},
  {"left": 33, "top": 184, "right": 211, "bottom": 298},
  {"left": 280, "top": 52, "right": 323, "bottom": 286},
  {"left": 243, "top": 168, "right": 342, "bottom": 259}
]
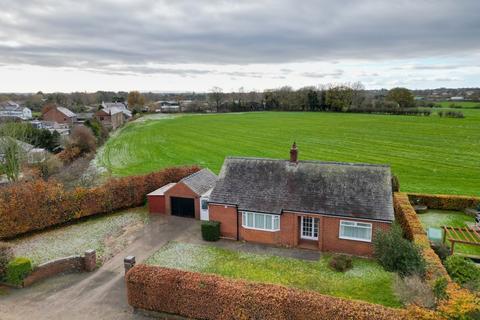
[
  {"left": 339, "top": 236, "right": 372, "bottom": 243},
  {"left": 242, "top": 225, "right": 280, "bottom": 232}
]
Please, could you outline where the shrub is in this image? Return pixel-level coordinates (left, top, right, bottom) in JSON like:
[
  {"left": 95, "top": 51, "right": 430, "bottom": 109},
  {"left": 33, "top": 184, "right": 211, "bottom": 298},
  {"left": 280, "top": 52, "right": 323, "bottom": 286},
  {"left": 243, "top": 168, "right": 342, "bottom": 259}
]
[
  {"left": 391, "top": 174, "right": 400, "bottom": 192},
  {"left": 373, "top": 223, "right": 426, "bottom": 277},
  {"left": 0, "top": 242, "right": 13, "bottom": 279},
  {"left": 433, "top": 277, "right": 449, "bottom": 301},
  {"left": 394, "top": 275, "right": 435, "bottom": 309},
  {"left": 6, "top": 257, "right": 32, "bottom": 285},
  {"left": 431, "top": 243, "right": 451, "bottom": 262},
  {"left": 407, "top": 193, "right": 479, "bottom": 212},
  {"left": 328, "top": 255, "right": 353, "bottom": 272},
  {"left": 438, "top": 110, "right": 464, "bottom": 118},
  {"left": 201, "top": 221, "right": 221, "bottom": 241},
  {"left": 444, "top": 256, "right": 480, "bottom": 289}
]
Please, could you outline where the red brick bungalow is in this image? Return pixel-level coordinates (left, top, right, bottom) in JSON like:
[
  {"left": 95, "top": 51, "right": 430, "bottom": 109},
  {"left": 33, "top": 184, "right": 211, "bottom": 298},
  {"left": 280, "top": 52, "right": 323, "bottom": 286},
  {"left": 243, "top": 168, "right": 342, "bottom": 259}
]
[{"left": 208, "top": 144, "right": 395, "bottom": 256}]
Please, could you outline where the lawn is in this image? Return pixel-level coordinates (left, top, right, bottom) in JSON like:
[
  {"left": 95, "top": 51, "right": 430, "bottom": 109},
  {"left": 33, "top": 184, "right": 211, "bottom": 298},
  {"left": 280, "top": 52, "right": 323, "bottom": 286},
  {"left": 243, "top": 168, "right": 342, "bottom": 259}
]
[
  {"left": 96, "top": 111, "right": 480, "bottom": 196},
  {"left": 9, "top": 208, "right": 148, "bottom": 266},
  {"left": 418, "top": 209, "right": 480, "bottom": 257},
  {"left": 145, "top": 242, "right": 401, "bottom": 308}
]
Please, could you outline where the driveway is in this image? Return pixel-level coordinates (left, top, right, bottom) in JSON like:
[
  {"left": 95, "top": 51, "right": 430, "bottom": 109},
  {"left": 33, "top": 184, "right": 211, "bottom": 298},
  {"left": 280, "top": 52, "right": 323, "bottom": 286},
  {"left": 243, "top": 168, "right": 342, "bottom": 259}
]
[{"left": 0, "top": 215, "right": 202, "bottom": 320}]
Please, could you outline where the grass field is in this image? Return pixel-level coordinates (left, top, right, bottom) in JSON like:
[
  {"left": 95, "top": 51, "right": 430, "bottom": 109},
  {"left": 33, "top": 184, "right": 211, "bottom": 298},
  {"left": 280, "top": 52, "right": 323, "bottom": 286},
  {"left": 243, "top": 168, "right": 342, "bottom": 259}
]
[
  {"left": 436, "top": 101, "right": 480, "bottom": 108},
  {"left": 96, "top": 111, "right": 480, "bottom": 196},
  {"left": 146, "top": 242, "right": 401, "bottom": 307},
  {"left": 418, "top": 210, "right": 480, "bottom": 257}
]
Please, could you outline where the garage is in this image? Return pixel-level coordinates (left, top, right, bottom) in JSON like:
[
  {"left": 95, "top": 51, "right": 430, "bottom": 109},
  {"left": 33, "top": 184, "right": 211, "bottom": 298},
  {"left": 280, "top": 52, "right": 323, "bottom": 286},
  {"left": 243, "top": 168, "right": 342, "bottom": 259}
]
[{"left": 171, "top": 197, "right": 195, "bottom": 218}]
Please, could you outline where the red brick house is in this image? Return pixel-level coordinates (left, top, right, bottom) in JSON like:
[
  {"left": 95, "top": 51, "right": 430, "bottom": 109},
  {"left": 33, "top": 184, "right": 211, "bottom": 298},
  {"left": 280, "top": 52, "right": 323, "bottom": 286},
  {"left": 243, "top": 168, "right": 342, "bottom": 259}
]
[
  {"left": 42, "top": 106, "right": 77, "bottom": 125},
  {"left": 147, "top": 169, "right": 217, "bottom": 220},
  {"left": 208, "top": 144, "right": 395, "bottom": 256}
]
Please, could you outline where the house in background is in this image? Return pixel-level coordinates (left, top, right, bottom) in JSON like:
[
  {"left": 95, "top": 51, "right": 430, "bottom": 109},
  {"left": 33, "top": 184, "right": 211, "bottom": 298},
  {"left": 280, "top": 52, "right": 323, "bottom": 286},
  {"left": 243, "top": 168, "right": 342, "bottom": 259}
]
[
  {"left": 102, "top": 102, "right": 132, "bottom": 120},
  {"left": 208, "top": 144, "right": 394, "bottom": 256},
  {"left": 0, "top": 137, "right": 48, "bottom": 164},
  {"left": 147, "top": 168, "right": 217, "bottom": 220},
  {"left": 42, "top": 106, "right": 77, "bottom": 125},
  {"left": 95, "top": 106, "right": 124, "bottom": 130},
  {"left": 0, "top": 101, "right": 32, "bottom": 120}
]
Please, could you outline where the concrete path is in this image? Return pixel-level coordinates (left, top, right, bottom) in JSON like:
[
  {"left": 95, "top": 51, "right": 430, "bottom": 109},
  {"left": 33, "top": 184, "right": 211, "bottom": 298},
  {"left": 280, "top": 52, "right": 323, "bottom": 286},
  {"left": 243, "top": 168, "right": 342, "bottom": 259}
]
[
  {"left": 0, "top": 215, "right": 202, "bottom": 320},
  {"left": 0, "top": 215, "right": 320, "bottom": 320}
]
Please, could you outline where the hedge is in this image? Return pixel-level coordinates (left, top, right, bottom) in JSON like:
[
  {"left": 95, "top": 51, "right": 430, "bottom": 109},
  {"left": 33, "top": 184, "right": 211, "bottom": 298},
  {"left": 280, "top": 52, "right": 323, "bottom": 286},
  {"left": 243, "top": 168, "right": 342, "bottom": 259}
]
[
  {"left": 126, "top": 265, "right": 407, "bottom": 320},
  {"left": 0, "top": 166, "right": 200, "bottom": 239},
  {"left": 393, "top": 193, "right": 480, "bottom": 319},
  {"left": 407, "top": 193, "right": 480, "bottom": 211},
  {"left": 6, "top": 257, "right": 32, "bottom": 285},
  {"left": 201, "top": 221, "right": 221, "bottom": 241},
  {"left": 0, "top": 241, "right": 13, "bottom": 279}
]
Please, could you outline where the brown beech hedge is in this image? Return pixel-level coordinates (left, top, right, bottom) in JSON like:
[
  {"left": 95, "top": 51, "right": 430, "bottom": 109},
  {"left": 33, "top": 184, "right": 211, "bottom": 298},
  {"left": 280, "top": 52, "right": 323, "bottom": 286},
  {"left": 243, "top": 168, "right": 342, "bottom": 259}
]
[
  {"left": 0, "top": 166, "right": 199, "bottom": 239},
  {"left": 408, "top": 193, "right": 479, "bottom": 211},
  {"left": 126, "top": 265, "right": 406, "bottom": 320}
]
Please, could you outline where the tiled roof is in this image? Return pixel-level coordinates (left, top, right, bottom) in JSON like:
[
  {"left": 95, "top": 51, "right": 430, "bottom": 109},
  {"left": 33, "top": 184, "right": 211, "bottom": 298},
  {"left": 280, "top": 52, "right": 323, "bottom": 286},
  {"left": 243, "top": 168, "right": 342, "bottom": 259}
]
[
  {"left": 209, "top": 157, "right": 394, "bottom": 221},
  {"left": 57, "top": 107, "right": 76, "bottom": 117},
  {"left": 181, "top": 168, "right": 218, "bottom": 196}
]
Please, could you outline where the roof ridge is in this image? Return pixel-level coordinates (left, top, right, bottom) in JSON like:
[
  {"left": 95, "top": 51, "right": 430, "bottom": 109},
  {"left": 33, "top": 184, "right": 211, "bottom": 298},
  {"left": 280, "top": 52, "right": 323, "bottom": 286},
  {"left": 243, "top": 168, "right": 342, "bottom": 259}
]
[
  {"left": 225, "top": 156, "right": 390, "bottom": 168},
  {"left": 180, "top": 168, "right": 211, "bottom": 182}
]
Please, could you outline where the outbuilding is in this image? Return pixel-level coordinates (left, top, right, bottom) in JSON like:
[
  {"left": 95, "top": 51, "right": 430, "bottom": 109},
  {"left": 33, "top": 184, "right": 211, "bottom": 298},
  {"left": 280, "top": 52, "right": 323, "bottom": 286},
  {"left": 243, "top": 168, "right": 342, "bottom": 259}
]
[{"left": 147, "top": 168, "right": 217, "bottom": 220}]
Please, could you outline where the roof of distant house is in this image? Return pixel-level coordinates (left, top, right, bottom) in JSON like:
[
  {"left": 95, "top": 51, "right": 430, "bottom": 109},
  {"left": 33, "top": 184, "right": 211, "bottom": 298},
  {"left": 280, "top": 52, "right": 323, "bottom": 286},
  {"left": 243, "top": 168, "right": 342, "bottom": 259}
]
[
  {"left": 56, "top": 107, "right": 76, "bottom": 117},
  {"left": 209, "top": 157, "right": 394, "bottom": 221},
  {"left": 181, "top": 168, "right": 218, "bottom": 196}
]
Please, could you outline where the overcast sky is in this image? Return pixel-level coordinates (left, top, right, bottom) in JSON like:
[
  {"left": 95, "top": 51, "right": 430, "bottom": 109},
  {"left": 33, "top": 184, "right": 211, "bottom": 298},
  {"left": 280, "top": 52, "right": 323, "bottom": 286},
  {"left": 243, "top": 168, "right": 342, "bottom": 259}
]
[{"left": 1, "top": 0, "right": 479, "bottom": 92}]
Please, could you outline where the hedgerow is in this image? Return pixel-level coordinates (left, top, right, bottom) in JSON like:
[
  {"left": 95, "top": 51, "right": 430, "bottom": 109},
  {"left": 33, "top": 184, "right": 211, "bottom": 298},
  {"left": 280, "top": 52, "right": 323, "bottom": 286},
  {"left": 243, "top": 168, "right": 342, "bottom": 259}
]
[
  {"left": 126, "top": 265, "right": 407, "bottom": 320},
  {"left": 407, "top": 193, "right": 480, "bottom": 211},
  {"left": 0, "top": 166, "right": 200, "bottom": 239}
]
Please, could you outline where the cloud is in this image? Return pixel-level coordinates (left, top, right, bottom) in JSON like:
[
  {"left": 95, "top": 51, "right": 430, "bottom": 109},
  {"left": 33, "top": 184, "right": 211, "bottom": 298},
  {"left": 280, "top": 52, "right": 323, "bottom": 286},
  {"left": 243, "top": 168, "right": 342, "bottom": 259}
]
[
  {"left": 301, "top": 70, "right": 344, "bottom": 78},
  {"left": 0, "top": 0, "right": 479, "bottom": 72}
]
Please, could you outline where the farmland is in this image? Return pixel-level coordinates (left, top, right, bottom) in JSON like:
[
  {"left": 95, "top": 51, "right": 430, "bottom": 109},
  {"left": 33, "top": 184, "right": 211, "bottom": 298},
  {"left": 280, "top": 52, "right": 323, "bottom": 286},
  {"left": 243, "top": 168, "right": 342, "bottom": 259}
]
[{"left": 96, "top": 110, "right": 480, "bottom": 196}]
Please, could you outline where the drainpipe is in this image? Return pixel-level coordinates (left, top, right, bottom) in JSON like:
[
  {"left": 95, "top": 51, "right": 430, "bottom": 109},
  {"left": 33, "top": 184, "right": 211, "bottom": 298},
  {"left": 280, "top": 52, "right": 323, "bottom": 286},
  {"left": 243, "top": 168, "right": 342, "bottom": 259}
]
[{"left": 236, "top": 205, "right": 240, "bottom": 241}]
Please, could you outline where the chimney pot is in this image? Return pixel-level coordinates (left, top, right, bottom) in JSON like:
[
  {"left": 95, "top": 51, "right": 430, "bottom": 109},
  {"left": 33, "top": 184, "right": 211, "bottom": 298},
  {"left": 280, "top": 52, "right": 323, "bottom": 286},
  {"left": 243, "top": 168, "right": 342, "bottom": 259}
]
[{"left": 290, "top": 142, "right": 298, "bottom": 163}]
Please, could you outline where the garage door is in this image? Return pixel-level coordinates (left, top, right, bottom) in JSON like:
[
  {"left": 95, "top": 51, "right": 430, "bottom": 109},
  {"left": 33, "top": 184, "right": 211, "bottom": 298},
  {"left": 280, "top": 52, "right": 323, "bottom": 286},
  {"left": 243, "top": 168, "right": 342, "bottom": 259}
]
[{"left": 171, "top": 197, "right": 195, "bottom": 218}]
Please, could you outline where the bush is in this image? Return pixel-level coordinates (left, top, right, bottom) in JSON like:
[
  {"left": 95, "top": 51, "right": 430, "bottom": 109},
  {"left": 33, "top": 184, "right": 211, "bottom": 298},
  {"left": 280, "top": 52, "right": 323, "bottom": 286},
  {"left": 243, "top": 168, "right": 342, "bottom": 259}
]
[
  {"left": 329, "top": 255, "right": 353, "bottom": 272},
  {"left": 0, "top": 242, "right": 13, "bottom": 279},
  {"left": 431, "top": 243, "right": 451, "bottom": 262},
  {"left": 438, "top": 110, "right": 464, "bottom": 118},
  {"left": 373, "top": 224, "right": 426, "bottom": 277},
  {"left": 394, "top": 275, "right": 435, "bottom": 309},
  {"left": 433, "top": 277, "right": 449, "bottom": 301},
  {"left": 444, "top": 256, "right": 480, "bottom": 289},
  {"left": 201, "top": 221, "right": 221, "bottom": 241},
  {"left": 6, "top": 257, "right": 32, "bottom": 285},
  {"left": 408, "top": 193, "right": 479, "bottom": 212}
]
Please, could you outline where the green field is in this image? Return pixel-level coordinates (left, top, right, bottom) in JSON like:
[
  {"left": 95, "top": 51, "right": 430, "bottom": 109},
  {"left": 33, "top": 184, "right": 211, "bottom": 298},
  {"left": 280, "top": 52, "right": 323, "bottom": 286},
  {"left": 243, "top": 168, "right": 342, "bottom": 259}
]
[
  {"left": 146, "top": 242, "right": 401, "bottom": 307},
  {"left": 436, "top": 101, "right": 480, "bottom": 108},
  {"left": 96, "top": 111, "right": 480, "bottom": 196}
]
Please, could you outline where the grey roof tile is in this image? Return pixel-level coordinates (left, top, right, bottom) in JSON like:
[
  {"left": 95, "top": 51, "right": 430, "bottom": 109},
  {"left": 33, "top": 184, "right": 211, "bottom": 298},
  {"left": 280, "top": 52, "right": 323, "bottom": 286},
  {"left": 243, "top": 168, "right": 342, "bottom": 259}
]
[{"left": 181, "top": 168, "right": 218, "bottom": 196}]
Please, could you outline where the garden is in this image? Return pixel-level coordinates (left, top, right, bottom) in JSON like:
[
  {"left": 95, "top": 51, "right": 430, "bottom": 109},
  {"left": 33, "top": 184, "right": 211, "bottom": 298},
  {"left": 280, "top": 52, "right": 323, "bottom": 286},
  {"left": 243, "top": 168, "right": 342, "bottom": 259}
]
[{"left": 145, "top": 241, "right": 402, "bottom": 307}]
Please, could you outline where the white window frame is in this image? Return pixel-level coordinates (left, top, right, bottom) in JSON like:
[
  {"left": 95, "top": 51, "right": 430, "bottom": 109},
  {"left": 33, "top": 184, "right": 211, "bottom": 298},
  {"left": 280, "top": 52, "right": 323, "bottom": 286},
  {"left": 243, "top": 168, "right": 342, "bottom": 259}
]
[
  {"left": 339, "top": 220, "right": 372, "bottom": 242},
  {"left": 242, "top": 211, "right": 280, "bottom": 232},
  {"left": 300, "top": 216, "right": 319, "bottom": 240}
]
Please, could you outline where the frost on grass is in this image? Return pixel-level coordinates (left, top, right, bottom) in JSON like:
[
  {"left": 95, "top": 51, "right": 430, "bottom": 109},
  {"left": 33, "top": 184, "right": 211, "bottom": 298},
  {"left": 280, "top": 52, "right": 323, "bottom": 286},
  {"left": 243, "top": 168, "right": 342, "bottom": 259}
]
[
  {"left": 146, "top": 242, "right": 213, "bottom": 272},
  {"left": 10, "top": 208, "right": 148, "bottom": 266}
]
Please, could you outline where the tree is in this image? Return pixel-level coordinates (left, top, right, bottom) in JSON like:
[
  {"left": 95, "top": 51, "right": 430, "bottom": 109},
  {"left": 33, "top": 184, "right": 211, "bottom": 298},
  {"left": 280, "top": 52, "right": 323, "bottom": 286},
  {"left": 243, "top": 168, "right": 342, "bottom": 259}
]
[
  {"left": 386, "top": 87, "right": 415, "bottom": 108},
  {"left": 0, "top": 122, "right": 30, "bottom": 182},
  {"left": 127, "top": 91, "right": 145, "bottom": 109},
  {"left": 68, "top": 126, "right": 97, "bottom": 155},
  {"left": 208, "top": 87, "right": 224, "bottom": 112},
  {"left": 325, "top": 84, "right": 354, "bottom": 112}
]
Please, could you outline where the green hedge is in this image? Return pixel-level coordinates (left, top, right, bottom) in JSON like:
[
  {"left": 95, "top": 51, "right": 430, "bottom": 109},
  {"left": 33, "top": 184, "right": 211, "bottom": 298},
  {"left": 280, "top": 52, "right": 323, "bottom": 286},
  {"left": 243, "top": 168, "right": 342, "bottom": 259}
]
[
  {"left": 0, "top": 242, "right": 13, "bottom": 280},
  {"left": 201, "top": 221, "right": 221, "bottom": 241},
  {"left": 6, "top": 257, "right": 32, "bottom": 285}
]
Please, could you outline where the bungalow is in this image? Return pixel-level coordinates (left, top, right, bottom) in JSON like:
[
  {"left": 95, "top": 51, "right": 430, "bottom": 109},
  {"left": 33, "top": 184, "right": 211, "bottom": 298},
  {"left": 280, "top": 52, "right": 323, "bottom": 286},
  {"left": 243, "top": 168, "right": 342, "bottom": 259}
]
[
  {"left": 0, "top": 101, "right": 32, "bottom": 120},
  {"left": 208, "top": 144, "right": 394, "bottom": 256},
  {"left": 147, "top": 168, "right": 217, "bottom": 220}
]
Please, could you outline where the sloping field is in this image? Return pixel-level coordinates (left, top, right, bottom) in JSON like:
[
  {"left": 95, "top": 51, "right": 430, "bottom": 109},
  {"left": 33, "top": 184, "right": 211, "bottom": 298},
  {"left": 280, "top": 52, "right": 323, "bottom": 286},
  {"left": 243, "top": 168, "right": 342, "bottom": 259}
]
[{"left": 96, "top": 110, "right": 480, "bottom": 196}]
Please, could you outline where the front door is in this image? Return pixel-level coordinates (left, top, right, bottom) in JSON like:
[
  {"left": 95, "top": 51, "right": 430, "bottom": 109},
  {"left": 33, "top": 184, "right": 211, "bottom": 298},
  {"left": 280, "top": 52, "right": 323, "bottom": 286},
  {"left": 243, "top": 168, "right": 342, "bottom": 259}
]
[
  {"left": 300, "top": 216, "right": 319, "bottom": 240},
  {"left": 200, "top": 197, "right": 209, "bottom": 221}
]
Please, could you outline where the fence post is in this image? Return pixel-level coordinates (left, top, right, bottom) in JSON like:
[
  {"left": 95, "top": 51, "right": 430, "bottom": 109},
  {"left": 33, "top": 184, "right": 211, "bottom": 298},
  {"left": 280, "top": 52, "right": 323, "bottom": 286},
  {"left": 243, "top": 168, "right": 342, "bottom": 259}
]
[
  {"left": 84, "top": 249, "right": 96, "bottom": 272},
  {"left": 124, "top": 255, "right": 136, "bottom": 274}
]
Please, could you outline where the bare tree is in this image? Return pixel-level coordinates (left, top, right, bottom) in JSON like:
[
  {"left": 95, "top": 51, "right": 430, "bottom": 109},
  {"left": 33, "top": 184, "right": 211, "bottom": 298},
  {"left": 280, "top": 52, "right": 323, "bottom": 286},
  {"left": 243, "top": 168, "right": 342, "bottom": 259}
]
[
  {"left": 208, "top": 87, "right": 224, "bottom": 112},
  {"left": 0, "top": 122, "right": 29, "bottom": 182}
]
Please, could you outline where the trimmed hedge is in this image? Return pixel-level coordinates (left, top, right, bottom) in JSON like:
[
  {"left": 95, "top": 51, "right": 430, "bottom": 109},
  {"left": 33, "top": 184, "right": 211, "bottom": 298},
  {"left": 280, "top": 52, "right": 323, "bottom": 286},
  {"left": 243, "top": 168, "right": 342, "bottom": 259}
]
[
  {"left": 6, "top": 257, "right": 32, "bottom": 285},
  {"left": 0, "top": 166, "right": 200, "bottom": 239},
  {"left": 0, "top": 241, "right": 13, "bottom": 279},
  {"left": 126, "top": 265, "right": 407, "bottom": 320},
  {"left": 407, "top": 193, "right": 480, "bottom": 211},
  {"left": 201, "top": 221, "right": 221, "bottom": 241}
]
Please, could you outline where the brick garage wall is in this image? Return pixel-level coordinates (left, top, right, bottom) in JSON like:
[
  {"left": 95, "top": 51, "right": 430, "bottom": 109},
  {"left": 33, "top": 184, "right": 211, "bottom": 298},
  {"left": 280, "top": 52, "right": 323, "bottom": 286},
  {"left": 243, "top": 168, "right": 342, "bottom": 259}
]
[
  {"left": 209, "top": 204, "right": 237, "bottom": 239},
  {"left": 126, "top": 265, "right": 406, "bottom": 320},
  {"left": 22, "top": 250, "right": 96, "bottom": 287},
  {"left": 147, "top": 195, "right": 166, "bottom": 214},
  {"left": 164, "top": 182, "right": 200, "bottom": 219},
  {"left": 321, "top": 216, "right": 391, "bottom": 257}
]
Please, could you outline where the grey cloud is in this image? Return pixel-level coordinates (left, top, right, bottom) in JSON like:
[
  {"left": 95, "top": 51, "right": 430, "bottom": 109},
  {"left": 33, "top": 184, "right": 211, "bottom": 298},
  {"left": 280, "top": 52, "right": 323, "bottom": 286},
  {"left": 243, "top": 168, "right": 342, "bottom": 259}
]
[
  {"left": 0, "top": 0, "right": 479, "bottom": 73},
  {"left": 301, "top": 70, "right": 344, "bottom": 78}
]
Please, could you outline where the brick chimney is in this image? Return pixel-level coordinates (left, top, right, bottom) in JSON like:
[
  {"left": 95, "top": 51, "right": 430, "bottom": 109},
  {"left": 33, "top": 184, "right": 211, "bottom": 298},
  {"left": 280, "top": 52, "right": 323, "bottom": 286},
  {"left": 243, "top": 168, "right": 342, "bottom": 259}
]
[{"left": 290, "top": 142, "right": 298, "bottom": 163}]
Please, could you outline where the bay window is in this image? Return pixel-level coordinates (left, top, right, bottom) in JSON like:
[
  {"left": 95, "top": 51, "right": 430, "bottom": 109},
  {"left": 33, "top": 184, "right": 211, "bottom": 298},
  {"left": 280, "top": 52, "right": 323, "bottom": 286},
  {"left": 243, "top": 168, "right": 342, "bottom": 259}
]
[{"left": 242, "top": 212, "right": 280, "bottom": 231}]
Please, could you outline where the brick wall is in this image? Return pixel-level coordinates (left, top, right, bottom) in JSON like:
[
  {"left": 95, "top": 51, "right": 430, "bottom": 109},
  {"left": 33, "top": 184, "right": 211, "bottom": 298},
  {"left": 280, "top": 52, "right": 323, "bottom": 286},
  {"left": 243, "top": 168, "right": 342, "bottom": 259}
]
[
  {"left": 209, "top": 204, "right": 237, "bottom": 239},
  {"left": 147, "top": 195, "right": 166, "bottom": 214},
  {"left": 43, "top": 108, "right": 75, "bottom": 125},
  {"left": 164, "top": 182, "right": 200, "bottom": 219}
]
